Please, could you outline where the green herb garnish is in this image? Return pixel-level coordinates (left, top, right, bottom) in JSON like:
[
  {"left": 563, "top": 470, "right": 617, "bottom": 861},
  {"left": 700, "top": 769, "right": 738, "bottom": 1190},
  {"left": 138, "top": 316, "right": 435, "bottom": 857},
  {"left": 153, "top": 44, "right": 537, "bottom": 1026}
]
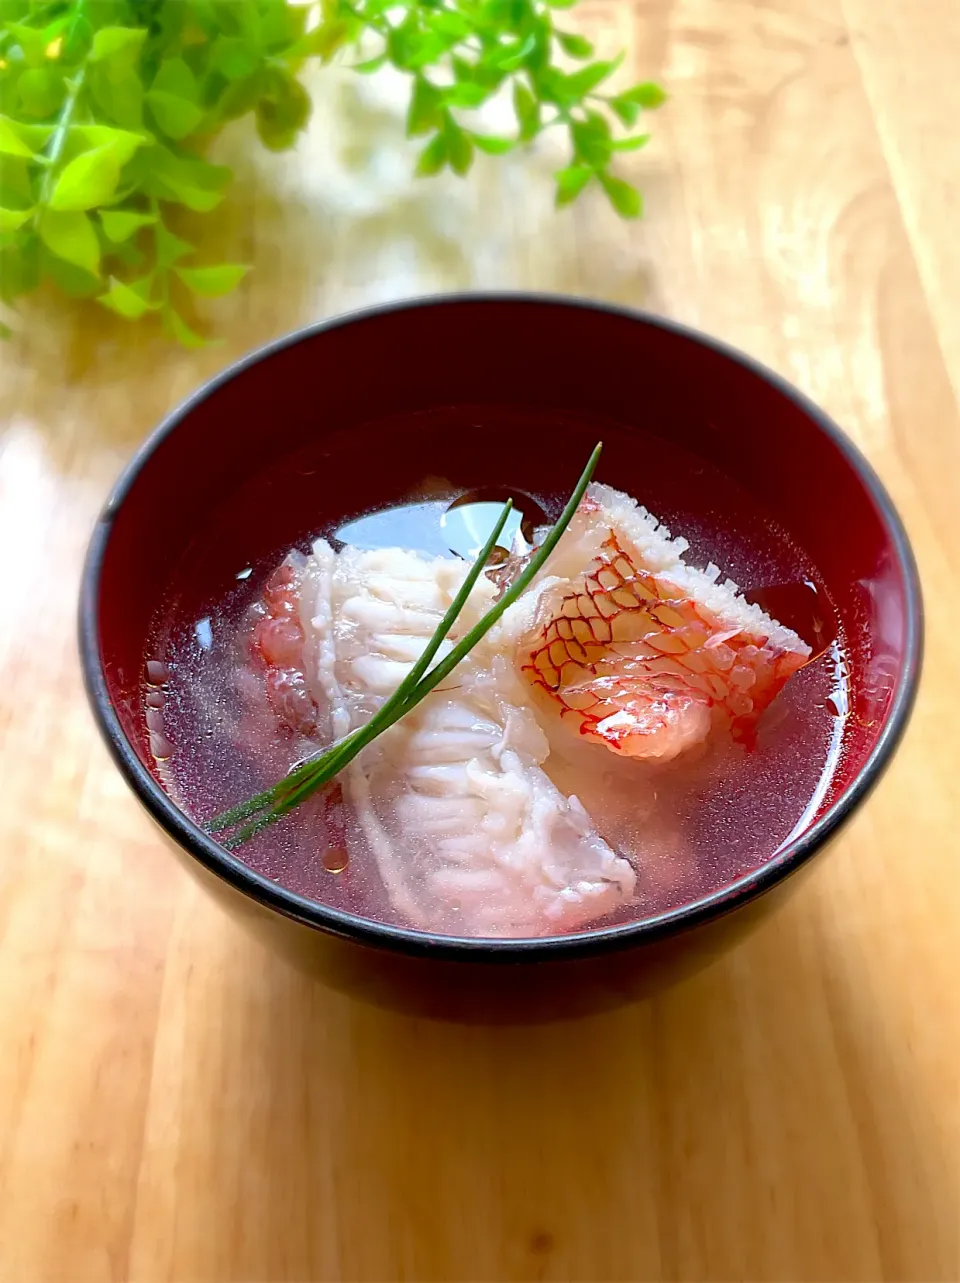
[
  {"left": 207, "top": 441, "right": 602, "bottom": 849},
  {"left": 0, "top": 0, "right": 665, "bottom": 343}
]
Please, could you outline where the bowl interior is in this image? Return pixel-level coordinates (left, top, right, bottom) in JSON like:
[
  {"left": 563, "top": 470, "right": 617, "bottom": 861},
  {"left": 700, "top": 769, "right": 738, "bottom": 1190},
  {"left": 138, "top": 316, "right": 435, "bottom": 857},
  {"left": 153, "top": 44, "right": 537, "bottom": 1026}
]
[{"left": 87, "top": 297, "right": 918, "bottom": 947}]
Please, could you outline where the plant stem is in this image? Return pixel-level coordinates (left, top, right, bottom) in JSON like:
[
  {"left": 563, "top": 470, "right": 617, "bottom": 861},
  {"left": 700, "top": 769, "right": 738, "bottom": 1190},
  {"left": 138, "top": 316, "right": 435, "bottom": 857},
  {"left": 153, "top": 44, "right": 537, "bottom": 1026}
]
[
  {"left": 37, "top": 0, "right": 88, "bottom": 207},
  {"left": 39, "top": 65, "right": 84, "bottom": 194}
]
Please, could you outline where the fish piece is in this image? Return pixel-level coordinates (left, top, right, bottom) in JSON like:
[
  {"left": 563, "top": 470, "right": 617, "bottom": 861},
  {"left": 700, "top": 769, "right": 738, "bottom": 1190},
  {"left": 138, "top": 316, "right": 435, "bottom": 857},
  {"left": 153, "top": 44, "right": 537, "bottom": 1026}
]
[
  {"left": 302, "top": 540, "right": 636, "bottom": 937},
  {"left": 241, "top": 555, "right": 322, "bottom": 741},
  {"left": 514, "top": 483, "right": 811, "bottom": 761}
]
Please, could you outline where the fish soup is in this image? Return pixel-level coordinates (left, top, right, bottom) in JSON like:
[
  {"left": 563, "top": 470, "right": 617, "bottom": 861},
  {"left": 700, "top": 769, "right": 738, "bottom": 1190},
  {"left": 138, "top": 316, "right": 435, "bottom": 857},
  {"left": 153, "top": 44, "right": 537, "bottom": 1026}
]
[{"left": 144, "top": 407, "right": 847, "bottom": 939}]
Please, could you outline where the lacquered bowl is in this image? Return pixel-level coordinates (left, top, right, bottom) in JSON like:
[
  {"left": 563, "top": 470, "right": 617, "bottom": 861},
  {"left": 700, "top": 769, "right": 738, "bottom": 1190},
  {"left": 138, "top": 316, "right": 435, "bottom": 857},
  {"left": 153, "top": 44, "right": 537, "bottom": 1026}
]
[{"left": 79, "top": 295, "right": 922, "bottom": 1021}]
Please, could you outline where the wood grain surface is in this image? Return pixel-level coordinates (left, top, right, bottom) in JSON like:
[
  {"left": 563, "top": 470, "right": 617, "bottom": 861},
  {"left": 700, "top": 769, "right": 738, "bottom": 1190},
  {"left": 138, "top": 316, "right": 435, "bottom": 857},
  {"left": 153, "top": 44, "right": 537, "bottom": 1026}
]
[{"left": 1, "top": 2, "right": 957, "bottom": 1280}]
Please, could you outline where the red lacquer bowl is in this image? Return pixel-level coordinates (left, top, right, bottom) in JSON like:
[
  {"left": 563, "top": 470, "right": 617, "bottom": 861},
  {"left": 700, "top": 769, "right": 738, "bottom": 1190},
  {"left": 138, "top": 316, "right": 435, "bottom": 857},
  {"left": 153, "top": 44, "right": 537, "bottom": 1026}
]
[{"left": 79, "top": 296, "right": 921, "bottom": 1021}]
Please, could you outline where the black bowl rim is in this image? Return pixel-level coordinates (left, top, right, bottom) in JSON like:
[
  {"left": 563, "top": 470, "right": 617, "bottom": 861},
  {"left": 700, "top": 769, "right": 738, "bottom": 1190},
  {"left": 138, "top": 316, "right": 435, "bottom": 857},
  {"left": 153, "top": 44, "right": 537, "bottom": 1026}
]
[{"left": 78, "top": 292, "right": 924, "bottom": 963}]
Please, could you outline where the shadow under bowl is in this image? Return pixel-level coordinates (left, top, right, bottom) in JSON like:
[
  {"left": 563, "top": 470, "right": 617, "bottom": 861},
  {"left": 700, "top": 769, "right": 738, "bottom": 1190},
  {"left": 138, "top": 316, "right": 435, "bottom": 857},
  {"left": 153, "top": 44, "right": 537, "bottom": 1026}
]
[{"left": 79, "top": 294, "right": 922, "bottom": 1022}]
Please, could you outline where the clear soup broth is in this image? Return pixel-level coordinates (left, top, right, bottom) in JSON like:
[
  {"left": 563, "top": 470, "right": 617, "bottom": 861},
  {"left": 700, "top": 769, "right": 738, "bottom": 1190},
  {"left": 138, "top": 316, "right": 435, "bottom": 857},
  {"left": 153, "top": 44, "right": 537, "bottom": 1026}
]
[{"left": 143, "top": 406, "right": 848, "bottom": 937}]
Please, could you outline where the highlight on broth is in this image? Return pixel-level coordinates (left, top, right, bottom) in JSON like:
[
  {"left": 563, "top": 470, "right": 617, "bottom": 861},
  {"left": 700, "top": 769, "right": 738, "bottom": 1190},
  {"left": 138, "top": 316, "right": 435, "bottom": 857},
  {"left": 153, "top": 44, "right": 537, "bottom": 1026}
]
[{"left": 146, "top": 443, "right": 847, "bottom": 941}]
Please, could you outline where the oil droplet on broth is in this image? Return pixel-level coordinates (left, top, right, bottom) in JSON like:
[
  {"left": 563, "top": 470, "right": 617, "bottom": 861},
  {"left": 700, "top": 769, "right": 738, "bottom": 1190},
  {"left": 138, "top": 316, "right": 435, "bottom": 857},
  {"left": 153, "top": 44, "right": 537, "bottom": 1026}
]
[
  {"left": 144, "top": 659, "right": 174, "bottom": 762},
  {"left": 145, "top": 659, "right": 169, "bottom": 686},
  {"left": 318, "top": 785, "right": 350, "bottom": 874},
  {"left": 322, "top": 847, "right": 349, "bottom": 874},
  {"left": 149, "top": 731, "right": 174, "bottom": 760}
]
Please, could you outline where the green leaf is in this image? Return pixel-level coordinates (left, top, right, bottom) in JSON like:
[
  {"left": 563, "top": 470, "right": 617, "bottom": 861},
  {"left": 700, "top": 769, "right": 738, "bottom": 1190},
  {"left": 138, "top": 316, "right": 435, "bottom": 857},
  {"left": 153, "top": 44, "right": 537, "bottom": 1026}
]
[
  {"left": 612, "top": 133, "right": 650, "bottom": 152},
  {"left": 40, "top": 242, "right": 100, "bottom": 296},
  {"left": 18, "top": 68, "right": 65, "bottom": 118},
  {"left": 71, "top": 126, "right": 146, "bottom": 167},
  {"left": 157, "top": 179, "right": 223, "bottom": 213},
  {"left": 565, "top": 56, "right": 621, "bottom": 98},
  {"left": 513, "top": 82, "right": 539, "bottom": 140},
  {"left": 9, "top": 22, "right": 48, "bottom": 68},
  {"left": 571, "top": 111, "right": 612, "bottom": 167},
  {"left": 147, "top": 57, "right": 203, "bottom": 139},
  {"left": 89, "top": 65, "right": 143, "bottom": 128},
  {"left": 261, "top": 0, "right": 307, "bottom": 51},
  {"left": 0, "top": 320, "right": 12, "bottom": 340},
  {"left": 147, "top": 91, "right": 204, "bottom": 139},
  {"left": 97, "top": 274, "right": 157, "bottom": 319},
  {"left": 444, "top": 118, "right": 473, "bottom": 176},
  {"left": 0, "top": 115, "right": 34, "bottom": 158},
  {"left": 255, "top": 69, "right": 311, "bottom": 150},
  {"left": 0, "top": 233, "right": 40, "bottom": 303},
  {"left": 166, "top": 306, "right": 208, "bottom": 348},
  {"left": 616, "top": 81, "right": 667, "bottom": 109},
  {"left": 38, "top": 208, "right": 100, "bottom": 274},
  {"left": 555, "top": 31, "right": 594, "bottom": 58},
  {"left": 63, "top": 14, "right": 93, "bottom": 61},
  {"left": 526, "top": 17, "right": 553, "bottom": 74},
  {"left": 0, "top": 206, "right": 34, "bottom": 232},
  {"left": 488, "top": 33, "right": 536, "bottom": 72},
  {"left": 406, "top": 76, "right": 442, "bottom": 138},
  {"left": 415, "top": 132, "right": 447, "bottom": 176},
  {"left": 554, "top": 163, "right": 592, "bottom": 206},
  {"left": 179, "top": 9, "right": 213, "bottom": 46},
  {"left": 409, "top": 35, "right": 450, "bottom": 71},
  {"left": 48, "top": 145, "right": 121, "bottom": 210},
  {"left": 388, "top": 20, "right": 446, "bottom": 71},
  {"left": 227, "top": 1, "right": 263, "bottom": 47},
  {"left": 296, "top": 20, "right": 349, "bottom": 62},
  {"left": 139, "top": 146, "right": 231, "bottom": 212},
  {"left": 155, "top": 222, "right": 193, "bottom": 268},
  {"left": 41, "top": 15, "right": 72, "bottom": 44},
  {"left": 217, "top": 71, "right": 265, "bottom": 121},
  {"left": 352, "top": 54, "right": 387, "bottom": 74},
  {"left": 5, "top": 121, "right": 53, "bottom": 152},
  {"left": 598, "top": 171, "right": 641, "bottom": 218},
  {"left": 150, "top": 58, "right": 199, "bottom": 103},
  {"left": 544, "top": 0, "right": 578, "bottom": 8},
  {"left": 610, "top": 96, "right": 640, "bottom": 128},
  {"left": 0, "top": 156, "right": 35, "bottom": 207},
  {"left": 431, "top": 11, "right": 471, "bottom": 38},
  {"left": 444, "top": 81, "right": 488, "bottom": 109},
  {"left": 99, "top": 208, "right": 155, "bottom": 242},
  {"left": 174, "top": 263, "right": 249, "bottom": 296},
  {"left": 90, "top": 26, "right": 147, "bottom": 67},
  {"left": 210, "top": 36, "right": 259, "bottom": 81},
  {"left": 112, "top": 238, "right": 146, "bottom": 269},
  {"left": 451, "top": 55, "right": 475, "bottom": 85},
  {"left": 471, "top": 133, "right": 514, "bottom": 155},
  {"left": 609, "top": 83, "right": 666, "bottom": 128}
]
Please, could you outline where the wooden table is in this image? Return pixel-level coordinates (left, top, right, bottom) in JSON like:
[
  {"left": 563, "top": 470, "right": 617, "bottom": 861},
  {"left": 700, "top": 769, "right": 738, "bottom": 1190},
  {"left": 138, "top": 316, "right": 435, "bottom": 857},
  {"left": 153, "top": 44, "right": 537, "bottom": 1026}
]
[{"left": 1, "top": 2, "right": 957, "bottom": 1279}]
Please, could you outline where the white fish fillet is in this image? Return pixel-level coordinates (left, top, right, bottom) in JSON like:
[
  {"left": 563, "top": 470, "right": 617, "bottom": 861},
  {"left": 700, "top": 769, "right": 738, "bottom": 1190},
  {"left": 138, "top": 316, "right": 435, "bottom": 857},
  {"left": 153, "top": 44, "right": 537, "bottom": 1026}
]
[{"left": 301, "top": 540, "right": 636, "bottom": 938}]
